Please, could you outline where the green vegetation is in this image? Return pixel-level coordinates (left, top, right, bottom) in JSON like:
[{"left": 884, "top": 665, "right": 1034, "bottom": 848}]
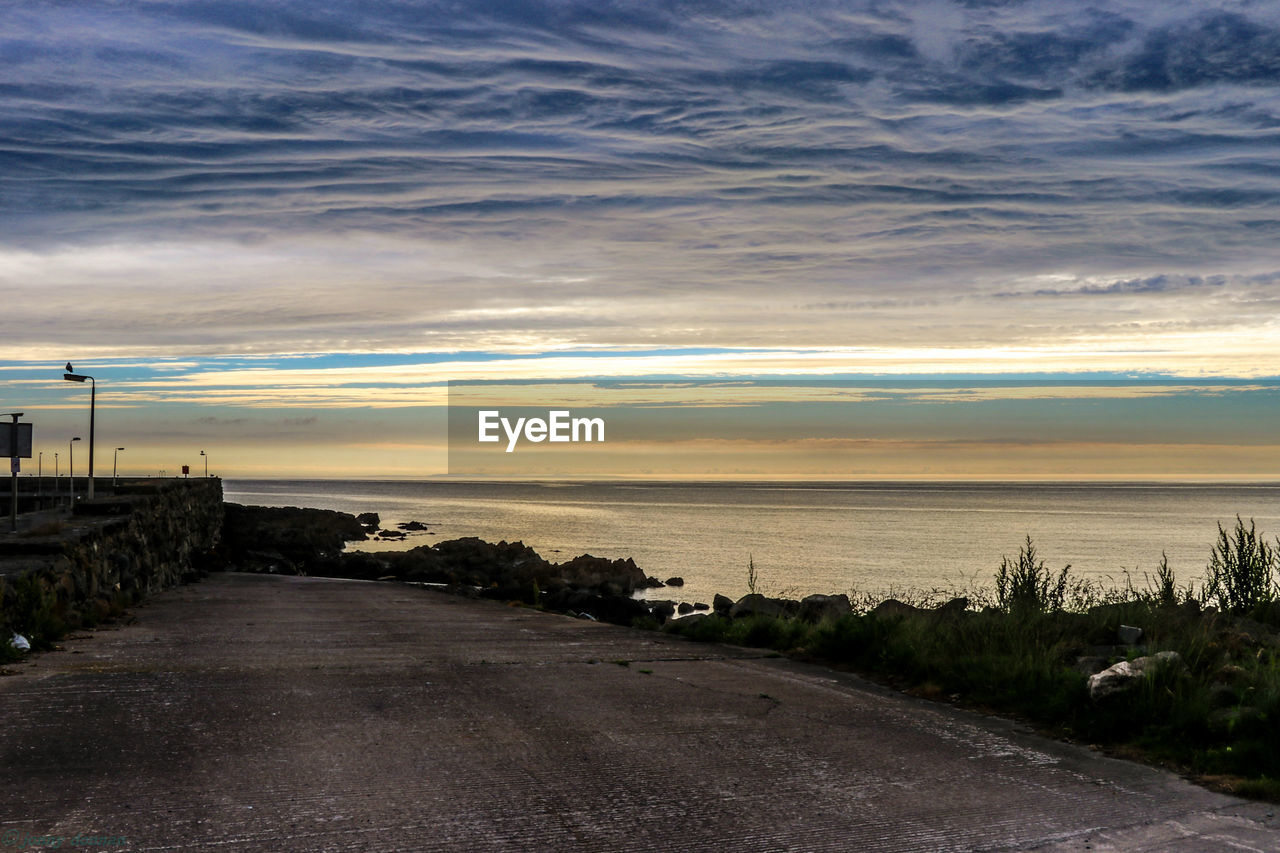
[
  {"left": 995, "top": 535, "right": 1069, "bottom": 614},
  {"left": 1205, "top": 516, "right": 1278, "bottom": 614},
  {"left": 0, "top": 573, "right": 66, "bottom": 661},
  {"left": 659, "top": 517, "right": 1280, "bottom": 800}
]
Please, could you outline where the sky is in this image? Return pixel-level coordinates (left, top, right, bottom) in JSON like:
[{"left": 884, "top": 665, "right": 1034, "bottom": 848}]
[{"left": 3, "top": 1, "right": 1280, "bottom": 478}]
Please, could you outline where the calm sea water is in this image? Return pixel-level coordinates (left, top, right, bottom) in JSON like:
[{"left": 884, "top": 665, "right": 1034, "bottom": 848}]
[{"left": 222, "top": 480, "right": 1280, "bottom": 606}]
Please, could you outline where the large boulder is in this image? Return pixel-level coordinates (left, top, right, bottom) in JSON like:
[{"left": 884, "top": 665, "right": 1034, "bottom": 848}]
[
  {"left": 870, "top": 598, "right": 925, "bottom": 619},
  {"left": 541, "top": 589, "right": 651, "bottom": 627},
  {"left": 647, "top": 599, "right": 677, "bottom": 623},
  {"left": 325, "top": 538, "right": 654, "bottom": 602},
  {"left": 1087, "top": 651, "right": 1184, "bottom": 702},
  {"left": 554, "top": 554, "right": 648, "bottom": 595},
  {"left": 221, "top": 503, "right": 368, "bottom": 573},
  {"left": 798, "top": 593, "right": 852, "bottom": 623},
  {"left": 730, "top": 593, "right": 791, "bottom": 620}
]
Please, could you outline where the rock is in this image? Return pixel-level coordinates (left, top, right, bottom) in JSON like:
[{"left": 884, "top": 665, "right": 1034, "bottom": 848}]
[
  {"left": 693, "top": 602, "right": 710, "bottom": 611},
  {"left": 1117, "top": 624, "right": 1144, "bottom": 645},
  {"left": 671, "top": 613, "right": 709, "bottom": 631},
  {"left": 935, "top": 597, "right": 969, "bottom": 616},
  {"left": 798, "top": 593, "right": 851, "bottom": 623},
  {"left": 1087, "top": 651, "right": 1183, "bottom": 702},
  {"left": 337, "top": 551, "right": 389, "bottom": 581},
  {"left": 1087, "top": 602, "right": 1130, "bottom": 620},
  {"left": 221, "top": 503, "right": 368, "bottom": 572},
  {"left": 731, "top": 593, "right": 787, "bottom": 620},
  {"left": 677, "top": 602, "right": 694, "bottom": 615},
  {"left": 870, "top": 598, "right": 925, "bottom": 619},
  {"left": 397, "top": 520, "right": 430, "bottom": 531},
  {"left": 355, "top": 512, "right": 380, "bottom": 529},
  {"left": 544, "top": 590, "right": 650, "bottom": 627},
  {"left": 1208, "top": 683, "right": 1239, "bottom": 708},
  {"left": 377, "top": 529, "right": 407, "bottom": 539},
  {"left": 713, "top": 594, "right": 734, "bottom": 617},
  {"left": 647, "top": 600, "right": 676, "bottom": 623},
  {"left": 556, "top": 554, "right": 649, "bottom": 594},
  {"left": 664, "top": 577, "right": 685, "bottom": 587},
  {"left": 1073, "top": 655, "right": 1110, "bottom": 676}
]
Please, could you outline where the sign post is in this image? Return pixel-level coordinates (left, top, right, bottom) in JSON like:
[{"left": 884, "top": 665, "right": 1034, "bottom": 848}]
[{"left": 2, "top": 413, "right": 33, "bottom": 532}]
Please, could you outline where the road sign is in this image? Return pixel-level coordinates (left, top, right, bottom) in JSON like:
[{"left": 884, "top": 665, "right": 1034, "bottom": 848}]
[{"left": 1, "top": 422, "right": 32, "bottom": 458}]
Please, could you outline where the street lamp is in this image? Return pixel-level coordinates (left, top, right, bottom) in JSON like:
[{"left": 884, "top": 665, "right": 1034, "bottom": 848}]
[
  {"left": 68, "top": 436, "right": 81, "bottom": 504},
  {"left": 113, "top": 447, "right": 125, "bottom": 486},
  {"left": 37, "top": 451, "right": 42, "bottom": 499},
  {"left": 200, "top": 450, "right": 207, "bottom": 477},
  {"left": 62, "top": 364, "right": 96, "bottom": 499}
]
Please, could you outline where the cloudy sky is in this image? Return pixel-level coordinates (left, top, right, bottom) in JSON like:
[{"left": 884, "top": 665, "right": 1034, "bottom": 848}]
[{"left": 3, "top": 1, "right": 1280, "bottom": 477}]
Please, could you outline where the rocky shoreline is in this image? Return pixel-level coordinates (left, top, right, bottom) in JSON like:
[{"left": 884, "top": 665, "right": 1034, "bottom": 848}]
[{"left": 218, "top": 502, "right": 856, "bottom": 628}]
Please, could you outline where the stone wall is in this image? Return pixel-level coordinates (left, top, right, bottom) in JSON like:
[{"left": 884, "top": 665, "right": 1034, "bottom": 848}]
[{"left": 0, "top": 479, "right": 223, "bottom": 637}]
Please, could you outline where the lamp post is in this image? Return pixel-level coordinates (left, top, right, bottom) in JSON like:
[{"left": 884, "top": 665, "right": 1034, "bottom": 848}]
[
  {"left": 200, "top": 450, "right": 207, "bottom": 477},
  {"left": 68, "top": 436, "right": 81, "bottom": 505},
  {"left": 37, "top": 451, "right": 42, "bottom": 499},
  {"left": 62, "top": 364, "right": 96, "bottom": 499},
  {"left": 4, "top": 412, "right": 22, "bottom": 532},
  {"left": 113, "top": 447, "right": 125, "bottom": 486}
]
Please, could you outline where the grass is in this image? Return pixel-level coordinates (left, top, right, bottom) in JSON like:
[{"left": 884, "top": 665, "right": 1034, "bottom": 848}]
[
  {"left": 657, "top": 521, "right": 1280, "bottom": 800},
  {"left": 1, "top": 573, "right": 66, "bottom": 657}
]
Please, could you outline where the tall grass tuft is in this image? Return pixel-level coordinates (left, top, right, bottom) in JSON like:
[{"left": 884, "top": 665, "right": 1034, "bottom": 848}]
[
  {"left": 1205, "top": 516, "right": 1277, "bottom": 614},
  {"left": 995, "top": 535, "right": 1070, "bottom": 615},
  {"left": 1150, "top": 551, "right": 1179, "bottom": 607}
]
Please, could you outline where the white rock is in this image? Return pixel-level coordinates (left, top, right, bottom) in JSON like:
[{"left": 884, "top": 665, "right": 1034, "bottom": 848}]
[{"left": 1087, "top": 651, "right": 1182, "bottom": 702}]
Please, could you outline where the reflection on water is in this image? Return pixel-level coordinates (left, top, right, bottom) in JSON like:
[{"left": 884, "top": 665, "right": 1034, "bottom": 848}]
[{"left": 224, "top": 480, "right": 1280, "bottom": 606}]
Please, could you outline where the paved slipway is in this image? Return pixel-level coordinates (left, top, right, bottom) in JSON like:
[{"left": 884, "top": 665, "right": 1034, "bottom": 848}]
[{"left": 2, "top": 574, "right": 1277, "bottom": 852}]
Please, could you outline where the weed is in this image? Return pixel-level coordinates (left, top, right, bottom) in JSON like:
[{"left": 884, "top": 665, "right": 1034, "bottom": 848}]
[
  {"left": 995, "top": 535, "right": 1070, "bottom": 615},
  {"left": 2, "top": 574, "right": 64, "bottom": 651},
  {"left": 1205, "top": 517, "right": 1277, "bottom": 614},
  {"left": 1151, "top": 552, "right": 1179, "bottom": 607}
]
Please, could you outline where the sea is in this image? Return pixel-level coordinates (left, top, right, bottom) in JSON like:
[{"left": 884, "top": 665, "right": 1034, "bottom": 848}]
[{"left": 222, "top": 480, "right": 1280, "bottom": 607}]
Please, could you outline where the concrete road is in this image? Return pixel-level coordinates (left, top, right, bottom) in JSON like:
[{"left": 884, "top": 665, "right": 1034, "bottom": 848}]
[{"left": 1, "top": 573, "right": 1276, "bottom": 852}]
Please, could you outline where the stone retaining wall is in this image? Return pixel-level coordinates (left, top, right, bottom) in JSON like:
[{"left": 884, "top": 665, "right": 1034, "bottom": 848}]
[{"left": 0, "top": 479, "right": 223, "bottom": 636}]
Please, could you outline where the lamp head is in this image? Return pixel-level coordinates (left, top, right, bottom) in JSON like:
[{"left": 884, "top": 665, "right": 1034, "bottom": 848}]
[
  {"left": 72, "top": 436, "right": 81, "bottom": 442},
  {"left": 63, "top": 373, "right": 87, "bottom": 382}
]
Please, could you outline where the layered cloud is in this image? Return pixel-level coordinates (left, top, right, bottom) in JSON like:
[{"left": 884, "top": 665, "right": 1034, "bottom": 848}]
[
  {"left": 1, "top": 1, "right": 1278, "bottom": 367},
  {"left": 4, "top": 2, "right": 1280, "bottom": 475}
]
